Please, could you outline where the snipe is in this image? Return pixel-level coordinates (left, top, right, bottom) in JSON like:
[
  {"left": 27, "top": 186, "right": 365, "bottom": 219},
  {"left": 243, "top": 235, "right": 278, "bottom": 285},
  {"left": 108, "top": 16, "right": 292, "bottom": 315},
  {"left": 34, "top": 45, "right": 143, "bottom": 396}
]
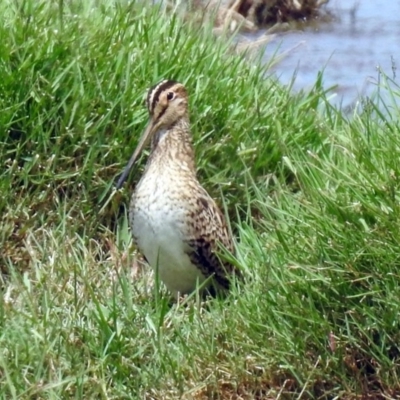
[{"left": 116, "top": 80, "right": 240, "bottom": 298}]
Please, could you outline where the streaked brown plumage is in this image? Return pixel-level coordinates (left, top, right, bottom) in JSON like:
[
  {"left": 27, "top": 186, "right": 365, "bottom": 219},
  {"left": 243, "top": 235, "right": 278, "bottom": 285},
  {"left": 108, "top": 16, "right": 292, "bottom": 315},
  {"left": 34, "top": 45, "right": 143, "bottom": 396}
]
[{"left": 116, "top": 80, "right": 239, "bottom": 298}]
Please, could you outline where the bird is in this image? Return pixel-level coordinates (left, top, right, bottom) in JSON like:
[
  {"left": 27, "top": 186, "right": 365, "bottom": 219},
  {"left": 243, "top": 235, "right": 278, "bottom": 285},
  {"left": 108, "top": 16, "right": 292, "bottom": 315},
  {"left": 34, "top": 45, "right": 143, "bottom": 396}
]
[{"left": 116, "top": 79, "right": 240, "bottom": 299}]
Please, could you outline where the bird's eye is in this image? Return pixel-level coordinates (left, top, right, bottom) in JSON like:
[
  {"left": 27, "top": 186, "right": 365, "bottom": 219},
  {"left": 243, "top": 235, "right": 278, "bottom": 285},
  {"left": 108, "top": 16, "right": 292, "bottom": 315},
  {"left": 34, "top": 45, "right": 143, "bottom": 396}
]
[{"left": 166, "top": 92, "right": 174, "bottom": 101}]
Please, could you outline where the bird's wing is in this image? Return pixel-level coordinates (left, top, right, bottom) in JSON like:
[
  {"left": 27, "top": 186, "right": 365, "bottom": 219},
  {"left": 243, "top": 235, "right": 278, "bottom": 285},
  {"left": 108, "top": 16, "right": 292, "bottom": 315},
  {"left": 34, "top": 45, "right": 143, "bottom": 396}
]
[{"left": 183, "top": 188, "right": 238, "bottom": 289}]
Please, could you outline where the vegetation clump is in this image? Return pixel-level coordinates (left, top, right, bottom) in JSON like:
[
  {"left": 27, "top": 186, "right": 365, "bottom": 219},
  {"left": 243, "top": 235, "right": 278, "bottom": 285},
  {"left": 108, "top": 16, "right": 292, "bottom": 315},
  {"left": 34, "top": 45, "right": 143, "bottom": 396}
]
[
  {"left": 230, "top": 0, "right": 330, "bottom": 26},
  {"left": 189, "top": 0, "right": 331, "bottom": 32}
]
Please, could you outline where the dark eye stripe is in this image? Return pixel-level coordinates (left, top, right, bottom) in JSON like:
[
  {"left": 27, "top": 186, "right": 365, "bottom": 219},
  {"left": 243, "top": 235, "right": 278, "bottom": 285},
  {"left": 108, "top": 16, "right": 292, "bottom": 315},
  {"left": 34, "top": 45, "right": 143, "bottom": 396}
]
[
  {"left": 154, "top": 105, "right": 168, "bottom": 127},
  {"left": 147, "top": 80, "right": 178, "bottom": 114}
]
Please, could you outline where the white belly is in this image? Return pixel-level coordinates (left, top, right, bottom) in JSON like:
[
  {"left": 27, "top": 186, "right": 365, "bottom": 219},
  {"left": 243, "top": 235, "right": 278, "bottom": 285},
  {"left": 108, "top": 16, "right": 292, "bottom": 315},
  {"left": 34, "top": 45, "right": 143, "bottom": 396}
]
[{"left": 131, "top": 187, "right": 206, "bottom": 297}]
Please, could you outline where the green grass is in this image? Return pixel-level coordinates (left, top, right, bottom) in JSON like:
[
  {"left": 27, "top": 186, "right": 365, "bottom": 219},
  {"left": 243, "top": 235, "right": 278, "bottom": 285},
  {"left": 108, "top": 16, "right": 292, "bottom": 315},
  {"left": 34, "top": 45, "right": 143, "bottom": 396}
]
[{"left": 1, "top": 0, "right": 400, "bottom": 398}]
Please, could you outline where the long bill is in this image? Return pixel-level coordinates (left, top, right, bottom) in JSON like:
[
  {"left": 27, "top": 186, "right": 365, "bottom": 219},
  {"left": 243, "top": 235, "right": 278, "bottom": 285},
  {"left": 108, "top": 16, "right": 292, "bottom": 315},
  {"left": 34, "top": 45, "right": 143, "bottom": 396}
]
[{"left": 115, "top": 118, "right": 155, "bottom": 189}]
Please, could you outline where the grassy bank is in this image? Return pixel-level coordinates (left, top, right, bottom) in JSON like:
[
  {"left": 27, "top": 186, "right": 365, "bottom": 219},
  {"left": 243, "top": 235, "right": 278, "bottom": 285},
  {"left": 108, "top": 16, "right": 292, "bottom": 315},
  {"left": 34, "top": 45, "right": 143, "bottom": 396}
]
[{"left": 1, "top": 0, "right": 400, "bottom": 398}]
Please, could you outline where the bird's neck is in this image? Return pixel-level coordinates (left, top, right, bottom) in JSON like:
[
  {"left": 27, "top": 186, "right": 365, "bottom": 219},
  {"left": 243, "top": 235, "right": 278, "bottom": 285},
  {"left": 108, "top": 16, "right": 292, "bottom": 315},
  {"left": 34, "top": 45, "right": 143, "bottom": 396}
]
[{"left": 149, "top": 117, "right": 196, "bottom": 172}]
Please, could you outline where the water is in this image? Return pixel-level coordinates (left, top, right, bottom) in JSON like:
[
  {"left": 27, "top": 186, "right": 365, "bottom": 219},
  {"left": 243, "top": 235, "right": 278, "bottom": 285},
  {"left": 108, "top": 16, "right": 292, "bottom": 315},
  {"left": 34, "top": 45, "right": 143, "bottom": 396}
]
[{"left": 260, "top": 0, "right": 400, "bottom": 108}]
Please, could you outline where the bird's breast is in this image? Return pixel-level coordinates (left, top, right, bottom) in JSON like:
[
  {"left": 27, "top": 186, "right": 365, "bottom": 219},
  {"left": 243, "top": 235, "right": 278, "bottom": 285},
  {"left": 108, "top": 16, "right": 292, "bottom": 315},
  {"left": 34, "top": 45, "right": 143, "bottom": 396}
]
[{"left": 129, "top": 170, "right": 206, "bottom": 296}]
